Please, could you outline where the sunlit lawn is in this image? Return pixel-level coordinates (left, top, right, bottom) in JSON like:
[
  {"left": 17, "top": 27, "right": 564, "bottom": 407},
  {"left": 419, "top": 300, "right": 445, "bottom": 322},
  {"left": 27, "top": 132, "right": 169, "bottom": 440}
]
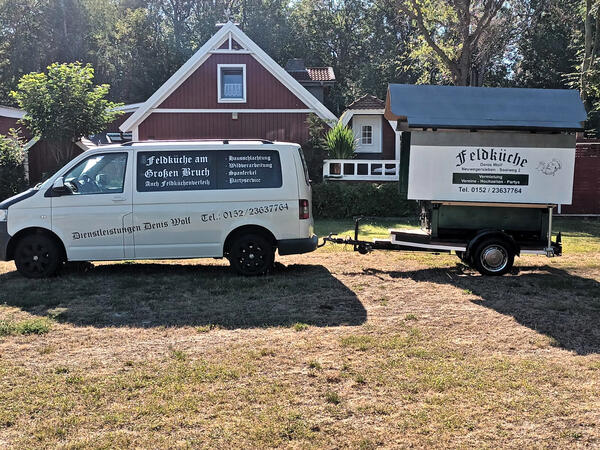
[{"left": 0, "top": 217, "right": 598, "bottom": 448}]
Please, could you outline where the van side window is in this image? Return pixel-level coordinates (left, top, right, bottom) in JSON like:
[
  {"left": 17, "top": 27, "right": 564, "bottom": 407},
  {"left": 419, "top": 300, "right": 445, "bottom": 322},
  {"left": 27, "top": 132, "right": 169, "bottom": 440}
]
[
  {"left": 297, "top": 148, "right": 310, "bottom": 185},
  {"left": 137, "top": 150, "right": 282, "bottom": 192},
  {"left": 63, "top": 153, "right": 128, "bottom": 195}
]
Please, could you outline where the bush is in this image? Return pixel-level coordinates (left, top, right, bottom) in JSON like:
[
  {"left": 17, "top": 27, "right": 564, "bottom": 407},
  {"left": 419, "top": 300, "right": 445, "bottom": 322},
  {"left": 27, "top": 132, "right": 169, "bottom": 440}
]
[
  {"left": 324, "top": 121, "right": 356, "bottom": 159},
  {"left": 312, "top": 182, "right": 417, "bottom": 219},
  {"left": 0, "top": 131, "right": 27, "bottom": 201},
  {"left": 302, "top": 114, "right": 330, "bottom": 183}
]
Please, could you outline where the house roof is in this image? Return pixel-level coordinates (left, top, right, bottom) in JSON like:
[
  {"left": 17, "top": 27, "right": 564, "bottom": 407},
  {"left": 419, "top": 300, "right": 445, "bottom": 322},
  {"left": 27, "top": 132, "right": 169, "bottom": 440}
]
[
  {"left": 307, "top": 67, "right": 335, "bottom": 82},
  {"left": 385, "top": 84, "right": 587, "bottom": 131},
  {"left": 120, "top": 22, "right": 337, "bottom": 133},
  {"left": 0, "top": 105, "right": 25, "bottom": 119},
  {"left": 339, "top": 94, "right": 387, "bottom": 126},
  {"left": 0, "top": 103, "right": 140, "bottom": 118},
  {"left": 347, "top": 95, "right": 385, "bottom": 110},
  {"left": 289, "top": 67, "right": 335, "bottom": 83}
]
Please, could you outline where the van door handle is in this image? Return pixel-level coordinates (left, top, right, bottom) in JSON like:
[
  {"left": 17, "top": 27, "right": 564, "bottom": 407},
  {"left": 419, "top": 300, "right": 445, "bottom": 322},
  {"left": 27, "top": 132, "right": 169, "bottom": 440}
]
[{"left": 112, "top": 195, "right": 127, "bottom": 202}]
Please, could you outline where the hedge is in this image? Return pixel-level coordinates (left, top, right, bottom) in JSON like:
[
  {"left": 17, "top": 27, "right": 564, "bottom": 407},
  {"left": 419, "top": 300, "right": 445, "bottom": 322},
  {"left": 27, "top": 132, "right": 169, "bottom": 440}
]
[
  {"left": 0, "top": 132, "right": 27, "bottom": 201},
  {"left": 312, "top": 182, "right": 417, "bottom": 219}
]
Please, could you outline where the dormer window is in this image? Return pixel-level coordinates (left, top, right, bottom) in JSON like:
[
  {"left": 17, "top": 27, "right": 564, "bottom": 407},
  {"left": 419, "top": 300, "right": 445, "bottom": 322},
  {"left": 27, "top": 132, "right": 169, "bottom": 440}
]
[
  {"left": 361, "top": 125, "right": 373, "bottom": 145},
  {"left": 218, "top": 64, "right": 246, "bottom": 103}
]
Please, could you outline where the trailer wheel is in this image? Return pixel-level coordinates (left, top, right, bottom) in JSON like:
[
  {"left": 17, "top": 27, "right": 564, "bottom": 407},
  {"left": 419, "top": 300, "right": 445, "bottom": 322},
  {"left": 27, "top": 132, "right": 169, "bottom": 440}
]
[
  {"left": 228, "top": 233, "right": 275, "bottom": 276},
  {"left": 473, "top": 238, "right": 514, "bottom": 276}
]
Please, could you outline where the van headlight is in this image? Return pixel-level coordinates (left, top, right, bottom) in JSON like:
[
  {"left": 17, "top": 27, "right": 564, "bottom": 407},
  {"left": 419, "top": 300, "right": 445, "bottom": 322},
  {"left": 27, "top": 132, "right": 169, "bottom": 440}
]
[{"left": 0, "top": 210, "right": 7, "bottom": 222}]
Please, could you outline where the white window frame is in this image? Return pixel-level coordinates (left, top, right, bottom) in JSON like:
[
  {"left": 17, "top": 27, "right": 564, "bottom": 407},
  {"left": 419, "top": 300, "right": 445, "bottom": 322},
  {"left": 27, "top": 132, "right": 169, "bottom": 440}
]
[
  {"left": 217, "top": 64, "right": 247, "bottom": 103},
  {"left": 361, "top": 125, "right": 373, "bottom": 145}
]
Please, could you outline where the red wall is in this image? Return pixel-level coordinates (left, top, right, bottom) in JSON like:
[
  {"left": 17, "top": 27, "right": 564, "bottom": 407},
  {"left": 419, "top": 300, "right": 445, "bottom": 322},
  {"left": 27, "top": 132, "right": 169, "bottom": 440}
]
[
  {"left": 0, "top": 116, "right": 22, "bottom": 136},
  {"left": 382, "top": 119, "right": 396, "bottom": 159},
  {"left": 139, "top": 112, "right": 310, "bottom": 144},
  {"left": 106, "top": 112, "right": 132, "bottom": 133},
  {"left": 159, "top": 54, "right": 309, "bottom": 109}
]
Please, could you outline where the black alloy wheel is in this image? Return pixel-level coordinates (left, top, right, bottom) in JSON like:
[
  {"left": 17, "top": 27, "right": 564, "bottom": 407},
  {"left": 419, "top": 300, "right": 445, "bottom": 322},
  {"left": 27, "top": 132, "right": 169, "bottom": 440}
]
[
  {"left": 14, "top": 234, "right": 62, "bottom": 279},
  {"left": 229, "top": 233, "right": 275, "bottom": 276}
]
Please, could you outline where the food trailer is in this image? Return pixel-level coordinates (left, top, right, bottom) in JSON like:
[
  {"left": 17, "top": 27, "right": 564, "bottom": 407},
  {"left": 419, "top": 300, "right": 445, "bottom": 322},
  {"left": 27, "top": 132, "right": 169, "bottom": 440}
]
[{"left": 322, "top": 85, "right": 588, "bottom": 275}]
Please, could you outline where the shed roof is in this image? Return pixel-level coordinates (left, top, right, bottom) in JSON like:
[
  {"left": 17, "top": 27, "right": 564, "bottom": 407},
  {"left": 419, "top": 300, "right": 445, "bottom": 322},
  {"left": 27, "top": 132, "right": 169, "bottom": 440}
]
[{"left": 385, "top": 84, "right": 587, "bottom": 131}]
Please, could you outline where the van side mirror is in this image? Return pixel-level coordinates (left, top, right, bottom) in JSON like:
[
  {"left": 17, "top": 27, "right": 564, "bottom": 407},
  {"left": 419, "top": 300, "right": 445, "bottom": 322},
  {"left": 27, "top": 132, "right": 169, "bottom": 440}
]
[{"left": 51, "top": 177, "right": 71, "bottom": 196}]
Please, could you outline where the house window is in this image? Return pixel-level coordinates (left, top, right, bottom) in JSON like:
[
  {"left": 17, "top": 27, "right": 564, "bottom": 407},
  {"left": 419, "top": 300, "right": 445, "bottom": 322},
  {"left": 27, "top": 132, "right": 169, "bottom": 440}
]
[
  {"left": 218, "top": 64, "right": 246, "bottom": 103},
  {"left": 361, "top": 125, "right": 372, "bottom": 145}
]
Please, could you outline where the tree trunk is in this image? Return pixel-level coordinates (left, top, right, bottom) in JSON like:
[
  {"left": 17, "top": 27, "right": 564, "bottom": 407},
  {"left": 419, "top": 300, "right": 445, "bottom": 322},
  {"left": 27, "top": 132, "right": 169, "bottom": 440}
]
[{"left": 582, "top": 0, "right": 594, "bottom": 111}]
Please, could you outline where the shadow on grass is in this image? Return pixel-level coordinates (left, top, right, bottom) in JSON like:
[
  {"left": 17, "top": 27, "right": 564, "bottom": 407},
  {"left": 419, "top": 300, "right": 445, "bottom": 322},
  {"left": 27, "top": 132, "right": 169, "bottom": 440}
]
[
  {"left": 0, "top": 262, "right": 366, "bottom": 329},
  {"left": 363, "top": 264, "right": 600, "bottom": 355}
]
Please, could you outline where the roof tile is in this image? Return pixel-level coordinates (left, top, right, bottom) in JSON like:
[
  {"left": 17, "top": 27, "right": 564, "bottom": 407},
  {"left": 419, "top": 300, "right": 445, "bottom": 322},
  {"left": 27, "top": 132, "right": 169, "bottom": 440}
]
[{"left": 346, "top": 94, "right": 385, "bottom": 110}]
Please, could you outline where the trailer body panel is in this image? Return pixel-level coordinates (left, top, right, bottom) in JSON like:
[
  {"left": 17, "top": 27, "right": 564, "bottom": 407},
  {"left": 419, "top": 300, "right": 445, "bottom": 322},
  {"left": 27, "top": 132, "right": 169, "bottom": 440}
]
[{"left": 407, "top": 131, "right": 576, "bottom": 205}]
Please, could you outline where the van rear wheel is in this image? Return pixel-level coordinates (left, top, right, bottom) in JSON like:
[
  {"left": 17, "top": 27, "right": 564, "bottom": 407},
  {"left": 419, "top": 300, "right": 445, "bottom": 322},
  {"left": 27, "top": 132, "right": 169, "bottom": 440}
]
[
  {"left": 14, "top": 234, "right": 62, "bottom": 279},
  {"left": 228, "top": 233, "right": 275, "bottom": 276}
]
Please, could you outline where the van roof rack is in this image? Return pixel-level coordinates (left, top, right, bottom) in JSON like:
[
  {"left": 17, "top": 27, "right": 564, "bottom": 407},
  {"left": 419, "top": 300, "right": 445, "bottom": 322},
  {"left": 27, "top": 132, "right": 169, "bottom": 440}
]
[{"left": 120, "top": 139, "right": 274, "bottom": 146}]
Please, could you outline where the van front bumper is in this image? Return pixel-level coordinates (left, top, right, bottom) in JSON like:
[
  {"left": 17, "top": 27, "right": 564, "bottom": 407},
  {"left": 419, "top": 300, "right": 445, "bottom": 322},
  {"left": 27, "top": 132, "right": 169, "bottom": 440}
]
[
  {"left": 0, "top": 222, "right": 10, "bottom": 261},
  {"left": 278, "top": 234, "right": 318, "bottom": 256}
]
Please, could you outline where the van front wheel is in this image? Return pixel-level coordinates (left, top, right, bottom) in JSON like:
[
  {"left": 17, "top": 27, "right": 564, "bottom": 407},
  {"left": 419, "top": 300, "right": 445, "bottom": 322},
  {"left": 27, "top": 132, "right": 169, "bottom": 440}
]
[
  {"left": 228, "top": 233, "right": 275, "bottom": 276},
  {"left": 14, "top": 234, "right": 62, "bottom": 279}
]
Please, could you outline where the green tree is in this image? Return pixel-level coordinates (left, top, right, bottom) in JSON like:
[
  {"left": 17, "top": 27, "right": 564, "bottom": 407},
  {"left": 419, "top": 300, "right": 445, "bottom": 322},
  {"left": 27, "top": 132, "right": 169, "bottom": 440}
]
[
  {"left": 11, "top": 62, "right": 123, "bottom": 167},
  {"left": 0, "top": 130, "right": 27, "bottom": 200},
  {"left": 290, "top": 0, "right": 369, "bottom": 113},
  {"left": 398, "top": 0, "right": 517, "bottom": 86},
  {"left": 514, "top": 0, "right": 578, "bottom": 89}
]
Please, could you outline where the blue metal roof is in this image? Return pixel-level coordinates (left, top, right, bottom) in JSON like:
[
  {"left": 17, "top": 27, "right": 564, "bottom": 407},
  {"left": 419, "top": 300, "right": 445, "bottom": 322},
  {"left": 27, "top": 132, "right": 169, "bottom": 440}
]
[{"left": 385, "top": 84, "right": 587, "bottom": 131}]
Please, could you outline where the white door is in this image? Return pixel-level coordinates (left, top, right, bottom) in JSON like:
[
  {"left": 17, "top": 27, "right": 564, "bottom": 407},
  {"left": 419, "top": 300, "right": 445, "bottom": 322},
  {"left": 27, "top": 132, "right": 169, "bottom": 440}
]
[
  {"left": 51, "top": 152, "right": 133, "bottom": 261},
  {"left": 353, "top": 115, "right": 382, "bottom": 154}
]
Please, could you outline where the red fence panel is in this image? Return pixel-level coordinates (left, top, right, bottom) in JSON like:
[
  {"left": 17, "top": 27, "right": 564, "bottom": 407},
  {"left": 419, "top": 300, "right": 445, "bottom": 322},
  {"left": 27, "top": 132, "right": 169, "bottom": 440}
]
[{"left": 561, "top": 140, "right": 600, "bottom": 215}]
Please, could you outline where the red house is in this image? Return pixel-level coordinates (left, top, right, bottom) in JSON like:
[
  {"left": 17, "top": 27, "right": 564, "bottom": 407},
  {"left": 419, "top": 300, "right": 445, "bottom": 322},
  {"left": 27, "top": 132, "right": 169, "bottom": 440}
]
[{"left": 119, "top": 21, "right": 337, "bottom": 143}]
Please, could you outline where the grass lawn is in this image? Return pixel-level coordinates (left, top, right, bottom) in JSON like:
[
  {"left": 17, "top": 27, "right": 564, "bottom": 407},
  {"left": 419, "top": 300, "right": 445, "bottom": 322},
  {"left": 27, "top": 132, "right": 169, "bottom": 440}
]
[{"left": 0, "top": 217, "right": 599, "bottom": 448}]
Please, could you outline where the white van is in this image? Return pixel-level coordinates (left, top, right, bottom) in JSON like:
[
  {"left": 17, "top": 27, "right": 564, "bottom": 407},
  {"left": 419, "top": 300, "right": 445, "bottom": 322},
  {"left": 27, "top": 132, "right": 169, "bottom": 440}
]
[{"left": 0, "top": 140, "right": 317, "bottom": 278}]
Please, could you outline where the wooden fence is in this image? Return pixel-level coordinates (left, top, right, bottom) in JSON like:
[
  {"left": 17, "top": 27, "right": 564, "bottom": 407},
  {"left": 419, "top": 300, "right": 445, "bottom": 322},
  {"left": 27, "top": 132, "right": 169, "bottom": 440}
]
[{"left": 560, "top": 140, "right": 600, "bottom": 215}]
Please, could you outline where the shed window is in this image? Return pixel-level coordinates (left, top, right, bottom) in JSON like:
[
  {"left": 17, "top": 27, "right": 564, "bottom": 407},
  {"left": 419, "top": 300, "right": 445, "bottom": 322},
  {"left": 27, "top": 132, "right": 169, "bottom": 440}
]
[
  {"left": 361, "top": 125, "right": 373, "bottom": 145},
  {"left": 218, "top": 64, "right": 246, "bottom": 103}
]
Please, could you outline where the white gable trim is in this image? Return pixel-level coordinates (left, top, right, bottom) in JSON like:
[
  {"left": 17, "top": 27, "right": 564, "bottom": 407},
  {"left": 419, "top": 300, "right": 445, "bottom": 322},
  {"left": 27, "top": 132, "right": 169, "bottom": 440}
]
[
  {"left": 120, "top": 21, "right": 337, "bottom": 133},
  {"left": 113, "top": 102, "right": 144, "bottom": 113},
  {"left": 340, "top": 109, "right": 385, "bottom": 127}
]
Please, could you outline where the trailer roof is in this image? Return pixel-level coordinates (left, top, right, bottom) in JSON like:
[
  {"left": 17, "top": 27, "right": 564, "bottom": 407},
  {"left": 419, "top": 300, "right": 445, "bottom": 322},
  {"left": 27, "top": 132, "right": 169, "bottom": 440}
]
[{"left": 385, "top": 84, "right": 587, "bottom": 132}]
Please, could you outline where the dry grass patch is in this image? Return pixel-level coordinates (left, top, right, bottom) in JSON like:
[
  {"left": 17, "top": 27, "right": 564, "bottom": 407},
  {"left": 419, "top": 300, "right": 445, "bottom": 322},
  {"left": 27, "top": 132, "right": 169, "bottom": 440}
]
[{"left": 0, "top": 218, "right": 599, "bottom": 447}]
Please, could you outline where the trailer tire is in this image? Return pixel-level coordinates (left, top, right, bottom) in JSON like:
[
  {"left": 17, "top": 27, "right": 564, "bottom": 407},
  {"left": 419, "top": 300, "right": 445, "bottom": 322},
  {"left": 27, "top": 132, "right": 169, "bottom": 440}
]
[{"left": 472, "top": 238, "right": 514, "bottom": 276}]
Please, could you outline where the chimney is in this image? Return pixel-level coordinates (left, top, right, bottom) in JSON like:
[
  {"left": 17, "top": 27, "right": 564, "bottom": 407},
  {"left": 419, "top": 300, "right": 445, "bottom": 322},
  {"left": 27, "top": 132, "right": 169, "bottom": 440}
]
[{"left": 285, "top": 58, "right": 308, "bottom": 74}]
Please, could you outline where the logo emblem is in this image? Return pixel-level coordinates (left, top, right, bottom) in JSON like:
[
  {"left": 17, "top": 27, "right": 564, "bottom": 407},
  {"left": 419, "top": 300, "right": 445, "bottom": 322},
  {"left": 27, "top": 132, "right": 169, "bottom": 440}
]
[{"left": 537, "top": 159, "right": 562, "bottom": 176}]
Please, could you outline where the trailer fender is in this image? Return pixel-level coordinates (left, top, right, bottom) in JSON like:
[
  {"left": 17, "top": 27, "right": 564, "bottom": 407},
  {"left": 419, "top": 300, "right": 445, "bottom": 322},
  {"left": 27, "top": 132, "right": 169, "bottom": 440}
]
[{"left": 466, "top": 230, "right": 519, "bottom": 260}]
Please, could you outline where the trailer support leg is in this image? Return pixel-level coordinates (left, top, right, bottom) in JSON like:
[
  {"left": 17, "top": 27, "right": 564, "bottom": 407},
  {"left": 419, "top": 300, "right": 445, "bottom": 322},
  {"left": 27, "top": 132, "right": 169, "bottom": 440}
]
[
  {"left": 546, "top": 206, "right": 554, "bottom": 257},
  {"left": 354, "top": 217, "right": 361, "bottom": 252}
]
